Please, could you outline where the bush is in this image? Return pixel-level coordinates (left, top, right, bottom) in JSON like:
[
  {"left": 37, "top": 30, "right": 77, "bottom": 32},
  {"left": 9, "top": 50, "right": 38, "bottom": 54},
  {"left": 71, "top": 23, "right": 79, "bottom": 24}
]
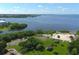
[
  {"left": 71, "top": 48, "right": 77, "bottom": 55},
  {"left": 69, "top": 39, "right": 79, "bottom": 54},
  {"left": 0, "top": 30, "right": 35, "bottom": 42},
  {"left": 19, "top": 37, "right": 43, "bottom": 53},
  {"left": 0, "top": 41, "right": 7, "bottom": 54},
  {"left": 59, "top": 30, "right": 70, "bottom": 33},
  {"left": 36, "top": 44, "right": 45, "bottom": 51},
  {"left": 53, "top": 52, "right": 59, "bottom": 55},
  {"left": 46, "top": 46, "right": 53, "bottom": 51}
]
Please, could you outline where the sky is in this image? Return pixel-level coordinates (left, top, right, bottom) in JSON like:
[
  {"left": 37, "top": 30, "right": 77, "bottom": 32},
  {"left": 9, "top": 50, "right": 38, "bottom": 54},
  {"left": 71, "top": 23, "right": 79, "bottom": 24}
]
[{"left": 0, "top": 3, "right": 79, "bottom": 14}]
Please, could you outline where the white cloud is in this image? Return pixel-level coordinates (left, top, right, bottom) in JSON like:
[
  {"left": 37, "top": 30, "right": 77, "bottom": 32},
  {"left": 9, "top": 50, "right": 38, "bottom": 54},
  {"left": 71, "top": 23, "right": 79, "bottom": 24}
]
[{"left": 0, "top": 5, "right": 79, "bottom": 14}]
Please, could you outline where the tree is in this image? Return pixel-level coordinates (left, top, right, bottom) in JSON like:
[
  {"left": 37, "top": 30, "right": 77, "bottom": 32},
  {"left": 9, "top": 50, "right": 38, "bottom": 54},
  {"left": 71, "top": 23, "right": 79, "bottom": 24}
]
[
  {"left": 59, "top": 30, "right": 70, "bottom": 33},
  {"left": 36, "top": 44, "right": 45, "bottom": 51},
  {"left": 71, "top": 48, "right": 77, "bottom": 55},
  {"left": 53, "top": 51, "right": 59, "bottom": 55},
  {"left": 19, "top": 37, "right": 42, "bottom": 53},
  {"left": 9, "top": 23, "right": 27, "bottom": 30},
  {"left": 46, "top": 46, "right": 53, "bottom": 51},
  {"left": 0, "top": 30, "right": 35, "bottom": 43},
  {"left": 69, "top": 39, "right": 79, "bottom": 54},
  {"left": 45, "top": 30, "right": 56, "bottom": 34},
  {"left": 36, "top": 29, "right": 44, "bottom": 34},
  {"left": 0, "top": 41, "right": 7, "bottom": 54}
]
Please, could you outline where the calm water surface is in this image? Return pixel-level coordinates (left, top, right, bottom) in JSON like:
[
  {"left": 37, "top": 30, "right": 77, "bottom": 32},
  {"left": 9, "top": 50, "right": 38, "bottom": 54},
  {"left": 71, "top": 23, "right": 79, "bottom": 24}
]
[{"left": 1, "top": 14, "right": 79, "bottom": 33}]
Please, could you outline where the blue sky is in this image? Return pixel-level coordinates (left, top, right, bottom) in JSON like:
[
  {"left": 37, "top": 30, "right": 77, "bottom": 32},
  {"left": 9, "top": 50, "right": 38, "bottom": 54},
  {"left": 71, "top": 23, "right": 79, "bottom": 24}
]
[{"left": 0, "top": 3, "right": 79, "bottom": 14}]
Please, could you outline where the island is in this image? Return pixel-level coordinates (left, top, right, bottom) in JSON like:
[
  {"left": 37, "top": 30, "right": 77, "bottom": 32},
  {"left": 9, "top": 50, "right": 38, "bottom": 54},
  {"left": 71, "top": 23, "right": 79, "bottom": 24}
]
[
  {"left": 0, "top": 20, "right": 27, "bottom": 31},
  {"left": 0, "top": 14, "right": 39, "bottom": 18}
]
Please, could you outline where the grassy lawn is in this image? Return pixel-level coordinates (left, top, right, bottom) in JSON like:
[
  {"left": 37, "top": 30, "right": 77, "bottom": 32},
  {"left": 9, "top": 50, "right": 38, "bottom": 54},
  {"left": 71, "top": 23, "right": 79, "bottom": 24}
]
[
  {"left": 0, "top": 27, "right": 9, "bottom": 31},
  {"left": 25, "top": 50, "right": 53, "bottom": 55},
  {"left": 52, "top": 41, "right": 69, "bottom": 55},
  {"left": 25, "top": 40, "right": 69, "bottom": 55},
  {"left": 6, "top": 37, "right": 69, "bottom": 55},
  {"left": 24, "top": 38, "right": 54, "bottom": 55},
  {"left": 33, "top": 36, "right": 54, "bottom": 47},
  {"left": 41, "top": 38, "right": 54, "bottom": 47}
]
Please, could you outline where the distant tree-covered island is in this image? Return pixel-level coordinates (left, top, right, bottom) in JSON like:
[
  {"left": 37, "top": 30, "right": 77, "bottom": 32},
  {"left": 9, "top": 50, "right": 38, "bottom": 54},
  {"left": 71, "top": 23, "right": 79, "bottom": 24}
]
[
  {"left": 0, "top": 22, "right": 27, "bottom": 31},
  {"left": 0, "top": 14, "right": 40, "bottom": 18}
]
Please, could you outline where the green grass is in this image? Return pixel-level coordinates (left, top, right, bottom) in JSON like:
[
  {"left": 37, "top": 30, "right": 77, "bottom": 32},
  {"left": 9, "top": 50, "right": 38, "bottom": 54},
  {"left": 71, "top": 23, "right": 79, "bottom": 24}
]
[
  {"left": 33, "top": 36, "right": 54, "bottom": 47},
  {"left": 25, "top": 50, "right": 53, "bottom": 55},
  {"left": 6, "top": 37, "right": 69, "bottom": 55},
  {"left": 24, "top": 39, "right": 54, "bottom": 55},
  {"left": 52, "top": 41, "right": 69, "bottom": 55},
  {"left": 24, "top": 40, "right": 69, "bottom": 55},
  {"left": 6, "top": 38, "right": 54, "bottom": 55},
  {"left": 41, "top": 38, "right": 54, "bottom": 47},
  {"left": 0, "top": 27, "right": 9, "bottom": 31}
]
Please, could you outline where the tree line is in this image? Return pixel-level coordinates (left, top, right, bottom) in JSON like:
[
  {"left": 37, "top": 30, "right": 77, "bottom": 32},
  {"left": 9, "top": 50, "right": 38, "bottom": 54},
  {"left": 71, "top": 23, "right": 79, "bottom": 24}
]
[{"left": 0, "top": 14, "right": 39, "bottom": 18}]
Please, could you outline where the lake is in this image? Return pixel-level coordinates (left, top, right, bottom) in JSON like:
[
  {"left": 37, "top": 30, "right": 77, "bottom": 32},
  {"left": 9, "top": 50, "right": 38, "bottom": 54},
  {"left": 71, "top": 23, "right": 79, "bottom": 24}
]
[{"left": 1, "top": 14, "right": 79, "bottom": 32}]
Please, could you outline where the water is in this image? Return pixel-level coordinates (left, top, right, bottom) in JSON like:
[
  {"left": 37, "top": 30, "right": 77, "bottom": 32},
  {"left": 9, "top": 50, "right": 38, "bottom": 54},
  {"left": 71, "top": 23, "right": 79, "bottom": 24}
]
[{"left": 1, "top": 14, "right": 79, "bottom": 33}]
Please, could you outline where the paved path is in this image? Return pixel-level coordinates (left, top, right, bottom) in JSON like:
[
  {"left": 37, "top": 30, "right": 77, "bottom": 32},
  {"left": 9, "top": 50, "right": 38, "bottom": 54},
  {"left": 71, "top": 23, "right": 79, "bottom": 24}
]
[
  {"left": 5, "top": 48, "right": 21, "bottom": 55},
  {"left": 7, "top": 38, "right": 27, "bottom": 46},
  {"left": 5, "top": 38, "right": 28, "bottom": 55}
]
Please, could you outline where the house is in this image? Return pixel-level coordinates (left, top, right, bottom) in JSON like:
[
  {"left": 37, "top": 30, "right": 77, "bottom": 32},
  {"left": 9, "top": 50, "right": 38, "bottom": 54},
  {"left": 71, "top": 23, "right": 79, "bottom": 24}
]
[
  {"left": 42, "top": 32, "right": 76, "bottom": 42},
  {"left": 52, "top": 33, "right": 76, "bottom": 42}
]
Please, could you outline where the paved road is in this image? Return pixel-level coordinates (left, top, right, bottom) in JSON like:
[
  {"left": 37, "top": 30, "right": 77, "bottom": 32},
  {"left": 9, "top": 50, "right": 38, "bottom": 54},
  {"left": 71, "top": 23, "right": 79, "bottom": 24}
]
[{"left": 7, "top": 38, "right": 27, "bottom": 46}]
